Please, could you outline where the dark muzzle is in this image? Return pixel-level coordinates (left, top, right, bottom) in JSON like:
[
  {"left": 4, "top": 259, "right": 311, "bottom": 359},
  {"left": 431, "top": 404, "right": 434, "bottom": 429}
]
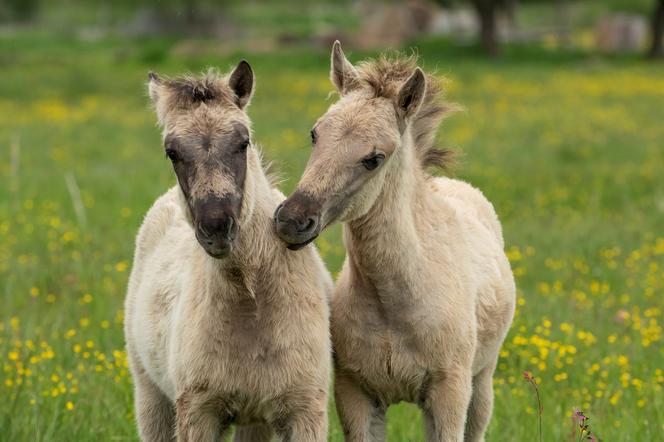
[
  {"left": 194, "top": 196, "right": 239, "bottom": 258},
  {"left": 274, "top": 191, "right": 321, "bottom": 250}
]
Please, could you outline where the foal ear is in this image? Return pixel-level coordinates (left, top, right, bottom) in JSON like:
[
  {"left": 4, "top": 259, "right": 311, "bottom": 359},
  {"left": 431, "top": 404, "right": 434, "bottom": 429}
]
[
  {"left": 147, "top": 71, "right": 169, "bottom": 125},
  {"left": 396, "top": 67, "right": 426, "bottom": 121},
  {"left": 228, "top": 60, "right": 254, "bottom": 109},
  {"left": 147, "top": 71, "right": 163, "bottom": 103},
  {"left": 330, "top": 40, "right": 359, "bottom": 95}
]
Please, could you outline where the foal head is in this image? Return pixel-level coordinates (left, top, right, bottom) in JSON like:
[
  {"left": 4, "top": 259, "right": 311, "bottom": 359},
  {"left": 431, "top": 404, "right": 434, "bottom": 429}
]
[
  {"left": 149, "top": 61, "right": 255, "bottom": 258},
  {"left": 275, "top": 42, "right": 451, "bottom": 249}
]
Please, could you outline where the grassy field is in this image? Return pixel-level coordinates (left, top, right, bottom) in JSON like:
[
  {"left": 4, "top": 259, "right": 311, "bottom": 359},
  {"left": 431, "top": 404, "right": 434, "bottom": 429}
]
[{"left": 1, "top": 34, "right": 664, "bottom": 441}]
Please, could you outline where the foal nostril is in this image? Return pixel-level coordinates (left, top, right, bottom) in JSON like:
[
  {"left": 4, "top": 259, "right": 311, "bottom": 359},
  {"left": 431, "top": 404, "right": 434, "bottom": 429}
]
[
  {"left": 274, "top": 203, "right": 286, "bottom": 223},
  {"left": 275, "top": 203, "right": 283, "bottom": 214},
  {"left": 273, "top": 198, "right": 320, "bottom": 240},
  {"left": 198, "top": 216, "right": 235, "bottom": 240},
  {"left": 298, "top": 216, "right": 317, "bottom": 233},
  {"left": 225, "top": 216, "right": 236, "bottom": 239},
  {"left": 198, "top": 222, "right": 212, "bottom": 238}
]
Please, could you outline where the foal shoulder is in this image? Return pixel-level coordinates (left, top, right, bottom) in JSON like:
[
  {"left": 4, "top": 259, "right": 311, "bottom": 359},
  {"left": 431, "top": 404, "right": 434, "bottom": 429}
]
[
  {"left": 134, "top": 186, "right": 186, "bottom": 260},
  {"left": 430, "top": 177, "right": 503, "bottom": 247}
]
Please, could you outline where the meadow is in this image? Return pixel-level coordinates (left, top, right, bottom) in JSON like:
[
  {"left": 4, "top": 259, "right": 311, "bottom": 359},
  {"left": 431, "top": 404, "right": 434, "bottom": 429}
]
[{"left": 1, "top": 35, "right": 663, "bottom": 441}]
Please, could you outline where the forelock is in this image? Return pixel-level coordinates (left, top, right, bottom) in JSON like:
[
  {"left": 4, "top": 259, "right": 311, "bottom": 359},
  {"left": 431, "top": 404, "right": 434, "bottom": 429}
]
[
  {"left": 353, "top": 53, "right": 458, "bottom": 174},
  {"left": 160, "top": 69, "right": 235, "bottom": 113}
]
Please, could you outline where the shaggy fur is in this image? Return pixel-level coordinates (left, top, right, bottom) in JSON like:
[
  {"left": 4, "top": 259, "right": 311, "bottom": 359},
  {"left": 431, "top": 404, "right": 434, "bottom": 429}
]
[
  {"left": 278, "top": 42, "right": 516, "bottom": 442},
  {"left": 125, "top": 64, "right": 332, "bottom": 442},
  {"left": 346, "top": 52, "right": 457, "bottom": 171}
]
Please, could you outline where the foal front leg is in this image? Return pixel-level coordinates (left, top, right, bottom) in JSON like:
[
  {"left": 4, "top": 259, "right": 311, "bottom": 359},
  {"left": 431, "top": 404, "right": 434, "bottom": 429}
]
[
  {"left": 133, "top": 368, "right": 176, "bottom": 441},
  {"left": 233, "top": 424, "right": 274, "bottom": 442},
  {"left": 175, "top": 390, "right": 232, "bottom": 442},
  {"left": 277, "top": 410, "right": 327, "bottom": 442},
  {"left": 464, "top": 363, "right": 497, "bottom": 442},
  {"left": 335, "top": 372, "right": 386, "bottom": 442},
  {"left": 275, "top": 388, "right": 328, "bottom": 442},
  {"left": 421, "top": 367, "right": 473, "bottom": 442}
]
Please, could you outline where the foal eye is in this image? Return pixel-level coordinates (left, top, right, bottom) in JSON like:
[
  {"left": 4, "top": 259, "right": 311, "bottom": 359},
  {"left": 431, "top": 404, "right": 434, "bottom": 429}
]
[
  {"left": 310, "top": 129, "right": 317, "bottom": 146},
  {"left": 165, "top": 148, "right": 179, "bottom": 162},
  {"left": 237, "top": 139, "right": 249, "bottom": 153},
  {"left": 362, "top": 153, "right": 385, "bottom": 171}
]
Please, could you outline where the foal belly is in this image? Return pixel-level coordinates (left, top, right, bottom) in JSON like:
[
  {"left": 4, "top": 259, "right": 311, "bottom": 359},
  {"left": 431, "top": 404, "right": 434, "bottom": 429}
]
[
  {"left": 337, "top": 323, "right": 430, "bottom": 405},
  {"left": 369, "top": 346, "right": 429, "bottom": 404}
]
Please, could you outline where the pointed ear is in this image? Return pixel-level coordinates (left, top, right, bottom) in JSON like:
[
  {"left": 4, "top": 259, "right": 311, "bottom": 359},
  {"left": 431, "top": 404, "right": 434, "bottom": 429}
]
[
  {"left": 147, "top": 71, "right": 163, "bottom": 104},
  {"left": 148, "top": 71, "right": 169, "bottom": 125},
  {"left": 396, "top": 67, "right": 426, "bottom": 120},
  {"left": 228, "top": 60, "right": 254, "bottom": 109},
  {"left": 330, "top": 41, "right": 359, "bottom": 95}
]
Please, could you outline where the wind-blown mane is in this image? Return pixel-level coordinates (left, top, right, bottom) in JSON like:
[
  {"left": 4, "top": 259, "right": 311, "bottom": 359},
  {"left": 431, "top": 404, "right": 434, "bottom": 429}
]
[
  {"left": 149, "top": 69, "right": 236, "bottom": 115},
  {"left": 355, "top": 54, "right": 457, "bottom": 173}
]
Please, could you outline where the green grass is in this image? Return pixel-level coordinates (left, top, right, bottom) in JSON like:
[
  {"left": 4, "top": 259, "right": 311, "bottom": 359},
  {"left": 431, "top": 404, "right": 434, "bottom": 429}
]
[{"left": 1, "top": 34, "right": 664, "bottom": 441}]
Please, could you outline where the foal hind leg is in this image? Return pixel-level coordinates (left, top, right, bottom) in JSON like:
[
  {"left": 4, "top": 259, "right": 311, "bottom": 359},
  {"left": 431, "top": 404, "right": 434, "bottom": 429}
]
[
  {"left": 464, "top": 363, "right": 496, "bottom": 442},
  {"left": 132, "top": 366, "right": 176, "bottom": 441},
  {"left": 233, "top": 424, "right": 274, "bottom": 442}
]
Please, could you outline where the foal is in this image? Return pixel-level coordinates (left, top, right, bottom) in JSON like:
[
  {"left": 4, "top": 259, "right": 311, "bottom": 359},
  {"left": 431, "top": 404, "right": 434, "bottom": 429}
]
[
  {"left": 275, "top": 43, "right": 515, "bottom": 441},
  {"left": 125, "top": 62, "right": 332, "bottom": 441}
]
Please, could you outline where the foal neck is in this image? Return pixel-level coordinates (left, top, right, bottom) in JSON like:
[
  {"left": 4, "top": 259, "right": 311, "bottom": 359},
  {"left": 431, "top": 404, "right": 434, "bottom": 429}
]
[{"left": 345, "top": 132, "right": 429, "bottom": 281}]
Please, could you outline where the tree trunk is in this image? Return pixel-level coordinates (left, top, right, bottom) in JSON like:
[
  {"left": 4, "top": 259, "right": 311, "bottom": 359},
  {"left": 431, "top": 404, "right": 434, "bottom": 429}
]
[
  {"left": 649, "top": 0, "right": 664, "bottom": 59},
  {"left": 185, "top": 0, "right": 200, "bottom": 28},
  {"left": 504, "top": 0, "right": 518, "bottom": 29},
  {"left": 473, "top": 0, "right": 499, "bottom": 56},
  {"left": 556, "top": 0, "right": 572, "bottom": 48}
]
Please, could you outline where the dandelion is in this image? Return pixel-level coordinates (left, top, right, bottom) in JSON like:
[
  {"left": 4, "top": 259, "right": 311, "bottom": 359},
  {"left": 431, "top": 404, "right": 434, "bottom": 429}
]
[{"left": 115, "top": 261, "right": 128, "bottom": 272}]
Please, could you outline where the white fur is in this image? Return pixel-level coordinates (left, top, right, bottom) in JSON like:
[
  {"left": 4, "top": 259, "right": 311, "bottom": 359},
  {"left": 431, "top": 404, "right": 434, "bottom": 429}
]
[
  {"left": 290, "top": 45, "right": 516, "bottom": 442},
  {"left": 125, "top": 131, "right": 332, "bottom": 440}
]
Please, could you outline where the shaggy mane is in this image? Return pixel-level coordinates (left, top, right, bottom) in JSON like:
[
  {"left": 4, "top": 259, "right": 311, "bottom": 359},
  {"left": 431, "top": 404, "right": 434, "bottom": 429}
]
[
  {"left": 160, "top": 69, "right": 234, "bottom": 111},
  {"left": 355, "top": 53, "right": 457, "bottom": 173}
]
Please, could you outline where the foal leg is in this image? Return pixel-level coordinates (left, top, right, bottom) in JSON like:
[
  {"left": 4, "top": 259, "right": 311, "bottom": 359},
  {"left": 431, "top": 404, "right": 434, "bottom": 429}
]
[
  {"left": 335, "top": 373, "right": 386, "bottom": 442},
  {"left": 277, "top": 410, "right": 327, "bottom": 442},
  {"left": 368, "top": 406, "right": 387, "bottom": 442},
  {"left": 175, "top": 391, "right": 231, "bottom": 442},
  {"left": 233, "top": 424, "right": 274, "bottom": 442},
  {"left": 464, "top": 363, "right": 496, "bottom": 442},
  {"left": 274, "top": 387, "right": 328, "bottom": 442},
  {"left": 421, "top": 367, "right": 473, "bottom": 442},
  {"left": 131, "top": 362, "right": 175, "bottom": 441}
]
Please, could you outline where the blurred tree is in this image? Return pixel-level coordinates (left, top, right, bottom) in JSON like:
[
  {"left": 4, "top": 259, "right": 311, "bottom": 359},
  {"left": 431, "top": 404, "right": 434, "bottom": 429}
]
[
  {"left": 470, "top": 0, "right": 513, "bottom": 56},
  {"left": 435, "top": 0, "right": 513, "bottom": 56},
  {"left": 108, "top": 0, "right": 228, "bottom": 34},
  {"left": 650, "top": 0, "right": 664, "bottom": 58},
  {"left": 555, "top": 0, "right": 572, "bottom": 48},
  {"left": 1, "top": 0, "right": 39, "bottom": 22}
]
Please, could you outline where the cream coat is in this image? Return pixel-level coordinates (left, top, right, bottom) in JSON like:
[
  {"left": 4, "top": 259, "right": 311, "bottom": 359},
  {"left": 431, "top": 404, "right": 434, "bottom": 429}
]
[
  {"left": 276, "top": 43, "right": 516, "bottom": 442},
  {"left": 124, "top": 67, "right": 332, "bottom": 442}
]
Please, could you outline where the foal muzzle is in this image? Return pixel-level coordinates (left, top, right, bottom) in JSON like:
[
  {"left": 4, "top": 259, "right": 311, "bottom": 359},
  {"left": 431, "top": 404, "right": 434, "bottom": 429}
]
[{"left": 274, "top": 191, "right": 322, "bottom": 250}]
